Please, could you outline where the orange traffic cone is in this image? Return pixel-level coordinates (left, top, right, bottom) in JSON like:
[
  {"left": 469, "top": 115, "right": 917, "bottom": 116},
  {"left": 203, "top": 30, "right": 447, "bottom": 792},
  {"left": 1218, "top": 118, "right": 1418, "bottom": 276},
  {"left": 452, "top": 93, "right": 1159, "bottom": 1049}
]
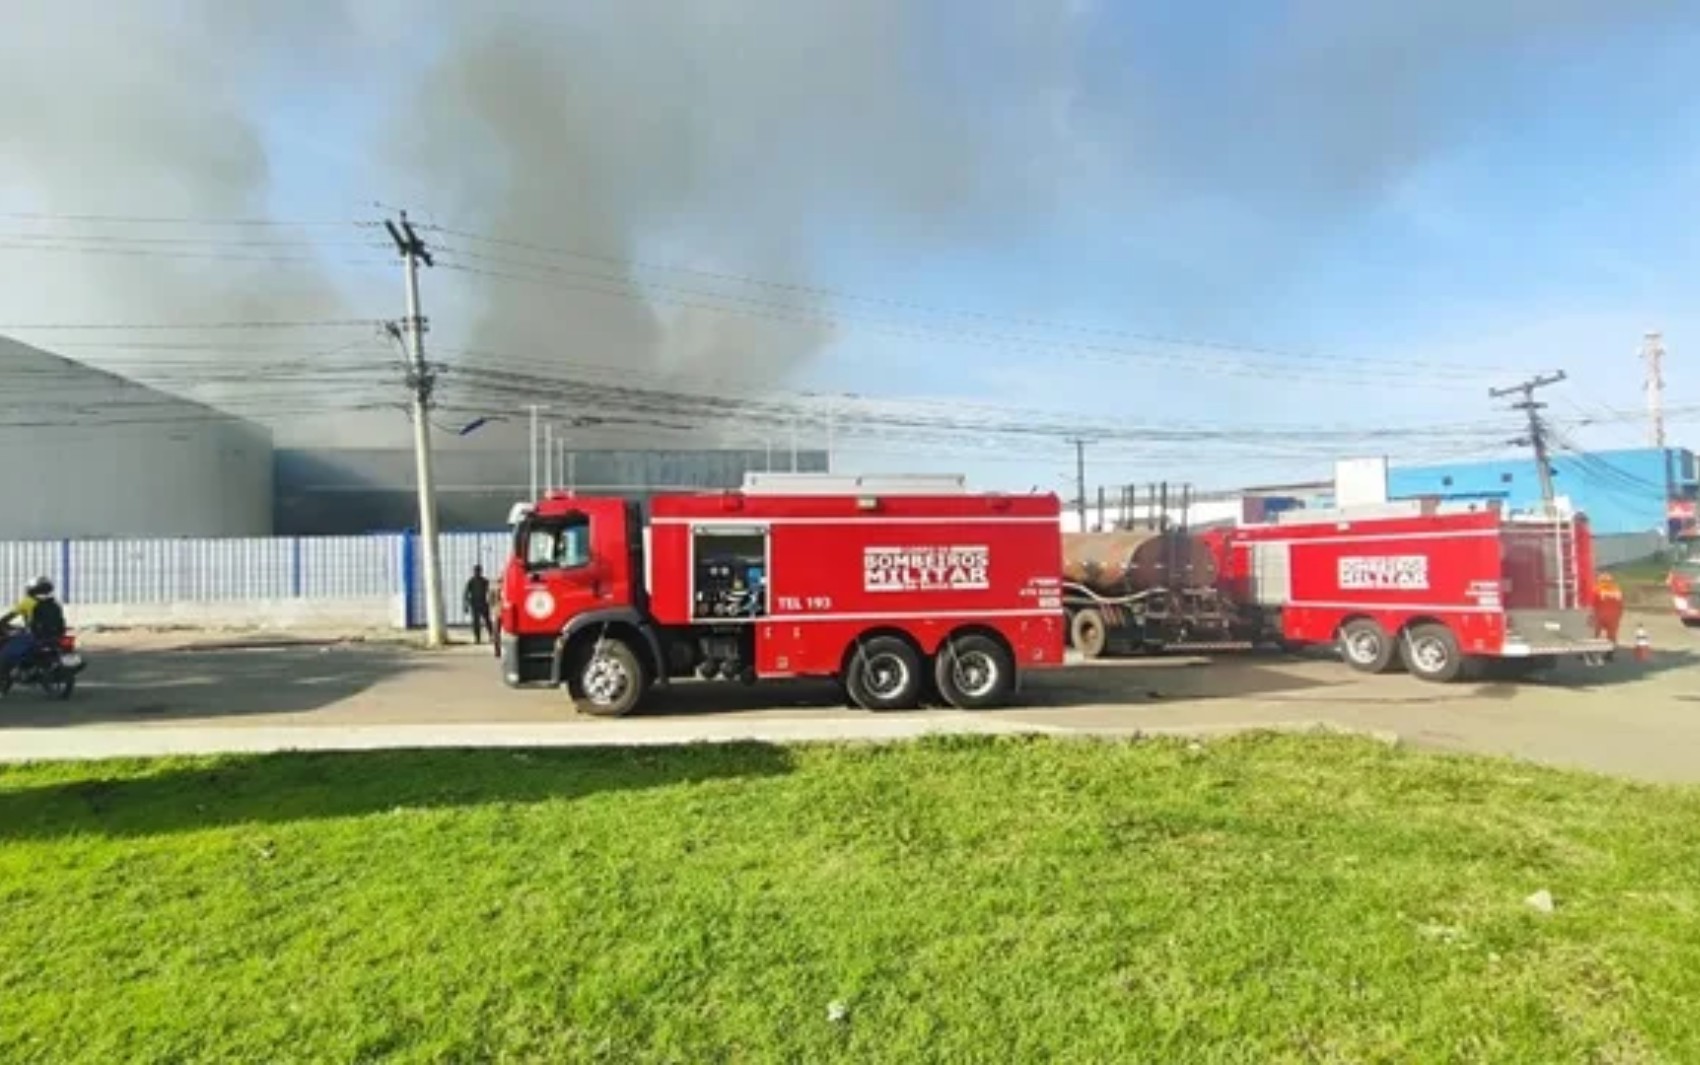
[{"left": 1634, "top": 625, "right": 1651, "bottom": 663}]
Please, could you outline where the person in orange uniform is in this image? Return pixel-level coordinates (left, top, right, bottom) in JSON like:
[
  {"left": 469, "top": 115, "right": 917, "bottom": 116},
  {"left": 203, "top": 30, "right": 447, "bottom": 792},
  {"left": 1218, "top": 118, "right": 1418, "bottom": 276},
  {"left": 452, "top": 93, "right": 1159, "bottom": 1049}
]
[{"left": 1593, "top": 572, "right": 1624, "bottom": 655}]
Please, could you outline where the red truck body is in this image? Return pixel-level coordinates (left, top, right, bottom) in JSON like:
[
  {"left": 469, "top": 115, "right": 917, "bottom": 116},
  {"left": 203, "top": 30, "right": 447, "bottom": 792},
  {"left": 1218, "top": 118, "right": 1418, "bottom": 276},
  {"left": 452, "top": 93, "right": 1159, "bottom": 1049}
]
[
  {"left": 1222, "top": 503, "right": 1611, "bottom": 680},
  {"left": 501, "top": 484, "right": 1065, "bottom": 714}
]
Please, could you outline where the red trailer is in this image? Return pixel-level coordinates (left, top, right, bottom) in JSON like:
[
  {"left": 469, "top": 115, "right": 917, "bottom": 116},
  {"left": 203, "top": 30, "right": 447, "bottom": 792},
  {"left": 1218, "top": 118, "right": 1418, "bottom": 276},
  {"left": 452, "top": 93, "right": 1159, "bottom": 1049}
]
[
  {"left": 499, "top": 477, "right": 1066, "bottom": 715},
  {"left": 1222, "top": 503, "right": 1611, "bottom": 681}
]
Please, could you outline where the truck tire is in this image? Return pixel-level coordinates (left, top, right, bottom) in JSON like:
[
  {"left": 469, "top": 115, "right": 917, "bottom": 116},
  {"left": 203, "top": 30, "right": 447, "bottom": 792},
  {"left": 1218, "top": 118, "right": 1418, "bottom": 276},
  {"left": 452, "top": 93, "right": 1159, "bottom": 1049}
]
[
  {"left": 845, "top": 637, "right": 923, "bottom": 712},
  {"left": 1400, "top": 623, "right": 1464, "bottom": 683},
  {"left": 1338, "top": 619, "right": 1395, "bottom": 674},
  {"left": 935, "top": 634, "right": 1015, "bottom": 710},
  {"left": 566, "top": 637, "right": 646, "bottom": 716},
  {"left": 1070, "top": 609, "right": 1108, "bottom": 660}
]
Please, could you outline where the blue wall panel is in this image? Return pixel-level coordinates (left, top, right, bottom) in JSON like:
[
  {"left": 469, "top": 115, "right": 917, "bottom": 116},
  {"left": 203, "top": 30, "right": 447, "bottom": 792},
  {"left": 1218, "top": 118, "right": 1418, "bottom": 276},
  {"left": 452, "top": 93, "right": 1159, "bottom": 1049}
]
[{"left": 1388, "top": 448, "right": 1696, "bottom": 536}]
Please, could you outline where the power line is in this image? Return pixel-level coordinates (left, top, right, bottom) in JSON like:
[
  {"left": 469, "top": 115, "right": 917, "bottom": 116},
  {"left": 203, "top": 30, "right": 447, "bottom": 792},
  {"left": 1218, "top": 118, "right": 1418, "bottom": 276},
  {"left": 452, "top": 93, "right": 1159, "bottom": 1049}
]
[
  {"left": 435, "top": 260, "right": 1495, "bottom": 393},
  {"left": 425, "top": 222, "right": 1513, "bottom": 377},
  {"left": 0, "top": 318, "right": 382, "bottom": 332},
  {"left": 0, "top": 210, "right": 359, "bottom": 228},
  {"left": 0, "top": 242, "right": 391, "bottom": 267},
  {"left": 0, "top": 231, "right": 382, "bottom": 249}
]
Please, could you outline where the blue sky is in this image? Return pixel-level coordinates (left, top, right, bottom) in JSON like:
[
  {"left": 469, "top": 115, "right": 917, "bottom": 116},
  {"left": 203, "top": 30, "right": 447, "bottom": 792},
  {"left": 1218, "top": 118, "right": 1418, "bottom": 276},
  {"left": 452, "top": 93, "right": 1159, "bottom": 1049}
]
[{"left": 5, "top": 1, "right": 1699, "bottom": 495}]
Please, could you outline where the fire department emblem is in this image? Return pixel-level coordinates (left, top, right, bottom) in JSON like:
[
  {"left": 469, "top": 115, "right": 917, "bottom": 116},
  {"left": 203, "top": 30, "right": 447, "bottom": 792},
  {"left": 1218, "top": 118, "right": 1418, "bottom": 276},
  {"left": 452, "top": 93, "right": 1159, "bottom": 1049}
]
[{"left": 524, "top": 589, "right": 556, "bottom": 619}]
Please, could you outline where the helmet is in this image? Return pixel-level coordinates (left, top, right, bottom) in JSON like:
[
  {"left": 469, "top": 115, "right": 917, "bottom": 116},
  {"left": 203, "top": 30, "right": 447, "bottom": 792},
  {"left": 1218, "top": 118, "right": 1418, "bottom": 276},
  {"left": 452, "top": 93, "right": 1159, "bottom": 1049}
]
[{"left": 27, "top": 576, "right": 53, "bottom": 598}]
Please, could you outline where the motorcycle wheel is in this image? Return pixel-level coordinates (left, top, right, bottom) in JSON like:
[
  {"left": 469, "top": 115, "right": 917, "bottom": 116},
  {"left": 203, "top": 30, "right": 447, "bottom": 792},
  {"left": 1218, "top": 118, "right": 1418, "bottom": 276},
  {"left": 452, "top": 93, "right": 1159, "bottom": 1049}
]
[{"left": 41, "top": 671, "right": 75, "bottom": 701}]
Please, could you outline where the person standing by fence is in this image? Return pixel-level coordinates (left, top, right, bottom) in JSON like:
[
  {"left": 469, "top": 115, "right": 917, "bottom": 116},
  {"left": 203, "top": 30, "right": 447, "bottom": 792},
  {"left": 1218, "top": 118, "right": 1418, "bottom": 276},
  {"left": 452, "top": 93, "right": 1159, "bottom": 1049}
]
[
  {"left": 487, "top": 578, "right": 502, "bottom": 658},
  {"left": 465, "top": 565, "right": 494, "bottom": 649}
]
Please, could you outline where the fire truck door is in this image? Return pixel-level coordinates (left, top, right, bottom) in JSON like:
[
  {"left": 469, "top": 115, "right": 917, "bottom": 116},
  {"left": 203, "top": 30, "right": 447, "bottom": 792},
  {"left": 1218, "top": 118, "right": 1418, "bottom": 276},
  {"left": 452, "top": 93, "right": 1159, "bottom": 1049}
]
[{"left": 515, "top": 510, "right": 609, "bottom": 631}]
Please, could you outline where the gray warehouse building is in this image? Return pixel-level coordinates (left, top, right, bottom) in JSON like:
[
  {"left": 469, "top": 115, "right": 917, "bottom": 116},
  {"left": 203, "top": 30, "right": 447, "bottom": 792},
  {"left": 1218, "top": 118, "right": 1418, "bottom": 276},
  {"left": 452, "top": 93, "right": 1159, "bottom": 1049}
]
[
  {"left": 0, "top": 336, "right": 273, "bottom": 540},
  {"left": 1, "top": 335, "right": 828, "bottom": 539},
  {"left": 275, "top": 445, "right": 830, "bottom": 534}
]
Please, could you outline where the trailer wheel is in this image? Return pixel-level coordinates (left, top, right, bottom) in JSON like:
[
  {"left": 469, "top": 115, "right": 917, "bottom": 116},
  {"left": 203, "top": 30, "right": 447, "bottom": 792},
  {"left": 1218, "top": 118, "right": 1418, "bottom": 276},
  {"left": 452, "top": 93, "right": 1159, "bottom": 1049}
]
[
  {"left": 935, "top": 634, "right": 1015, "bottom": 710},
  {"left": 566, "top": 637, "right": 646, "bottom": 716},
  {"left": 1070, "top": 609, "right": 1108, "bottom": 660},
  {"left": 845, "top": 637, "right": 923, "bottom": 712},
  {"left": 1338, "top": 619, "right": 1394, "bottom": 673},
  {"left": 1400, "top": 623, "right": 1463, "bottom": 683}
]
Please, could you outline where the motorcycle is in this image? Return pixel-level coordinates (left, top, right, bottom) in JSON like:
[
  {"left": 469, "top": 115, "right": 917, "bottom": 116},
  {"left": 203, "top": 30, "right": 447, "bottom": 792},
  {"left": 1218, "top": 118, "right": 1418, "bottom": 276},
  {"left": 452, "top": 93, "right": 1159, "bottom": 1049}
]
[{"left": 0, "top": 625, "right": 85, "bottom": 701}]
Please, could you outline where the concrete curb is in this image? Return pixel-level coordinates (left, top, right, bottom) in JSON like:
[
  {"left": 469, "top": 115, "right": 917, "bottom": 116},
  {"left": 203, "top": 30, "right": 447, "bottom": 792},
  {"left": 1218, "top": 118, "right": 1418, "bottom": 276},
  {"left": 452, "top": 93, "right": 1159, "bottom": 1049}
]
[{"left": 0, "top": 716, "right": 1398, "bottom": 764}]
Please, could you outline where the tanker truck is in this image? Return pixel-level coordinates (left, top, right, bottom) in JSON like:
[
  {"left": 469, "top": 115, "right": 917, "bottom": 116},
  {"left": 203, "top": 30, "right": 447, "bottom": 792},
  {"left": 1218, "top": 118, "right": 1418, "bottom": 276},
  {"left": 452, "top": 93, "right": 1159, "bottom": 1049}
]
[{"left": 1060, "top": 527, "right": 1272, "bottom": 657}]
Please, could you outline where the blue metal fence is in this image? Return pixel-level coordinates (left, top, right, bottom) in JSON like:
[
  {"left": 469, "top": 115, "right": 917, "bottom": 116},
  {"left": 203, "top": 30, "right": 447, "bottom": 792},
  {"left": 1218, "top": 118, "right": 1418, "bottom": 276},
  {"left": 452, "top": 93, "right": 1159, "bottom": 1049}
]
[
  {"left": 405, "top": 531, "right": 510, "bottom": 628},
  {"left": 0, "top": 531, "right": 508, "bottom": 629}
]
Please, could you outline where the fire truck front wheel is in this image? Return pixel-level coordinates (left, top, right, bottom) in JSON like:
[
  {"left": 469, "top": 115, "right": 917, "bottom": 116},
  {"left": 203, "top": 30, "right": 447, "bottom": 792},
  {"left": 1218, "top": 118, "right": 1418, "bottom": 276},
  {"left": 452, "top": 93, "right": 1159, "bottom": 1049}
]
[
  {"left": 845, "top": 636, "right": 924, "bottom": 712},
  {"left": 565, "top": 638, "right": 647, "bottom": 717},
  {"left": 1399, "top": 623, "right": 1464, "bottom": 683},
  {"left": 1338, "top": 619, "right": 1395, "bottom": 674},
  {"left": 935, "top": 633, "right": 1015, "bottom": 710}
]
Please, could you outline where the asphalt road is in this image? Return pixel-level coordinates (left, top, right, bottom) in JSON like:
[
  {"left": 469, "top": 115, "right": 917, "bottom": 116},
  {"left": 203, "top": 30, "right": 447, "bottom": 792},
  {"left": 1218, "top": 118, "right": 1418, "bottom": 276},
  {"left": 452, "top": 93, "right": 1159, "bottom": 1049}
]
[{"left": 4, "top": 613, "right": 1698, "bottom": 782}]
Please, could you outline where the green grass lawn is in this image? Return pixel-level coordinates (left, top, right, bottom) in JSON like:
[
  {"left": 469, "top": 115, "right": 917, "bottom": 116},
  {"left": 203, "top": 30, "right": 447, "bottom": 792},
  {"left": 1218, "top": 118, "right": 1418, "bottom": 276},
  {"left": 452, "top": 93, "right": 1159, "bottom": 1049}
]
[{"left": 3, "top": 734, "right": 1698, "bottom": 1063}]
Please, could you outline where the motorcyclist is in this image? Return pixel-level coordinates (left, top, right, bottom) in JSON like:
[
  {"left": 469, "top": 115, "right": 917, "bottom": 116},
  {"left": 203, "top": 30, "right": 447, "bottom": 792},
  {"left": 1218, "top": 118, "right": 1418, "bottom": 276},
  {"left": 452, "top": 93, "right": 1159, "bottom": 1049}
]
[{"left": 0, "top": 577, "right": 66, "bottom": 686}]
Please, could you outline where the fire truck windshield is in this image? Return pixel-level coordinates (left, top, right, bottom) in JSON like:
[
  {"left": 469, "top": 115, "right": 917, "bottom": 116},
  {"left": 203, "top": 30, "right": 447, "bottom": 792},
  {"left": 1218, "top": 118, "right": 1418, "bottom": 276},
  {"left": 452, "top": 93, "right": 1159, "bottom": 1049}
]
[{"left": 524, "top": 516, "right": 591, "bottom": 570}]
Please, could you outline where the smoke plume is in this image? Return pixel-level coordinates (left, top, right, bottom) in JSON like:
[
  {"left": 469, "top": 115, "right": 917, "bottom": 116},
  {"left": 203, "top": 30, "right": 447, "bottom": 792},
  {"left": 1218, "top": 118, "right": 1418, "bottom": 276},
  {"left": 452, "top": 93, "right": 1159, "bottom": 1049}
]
[{"left": 0, "top": 0, "right": 1687, "bottom": 448}]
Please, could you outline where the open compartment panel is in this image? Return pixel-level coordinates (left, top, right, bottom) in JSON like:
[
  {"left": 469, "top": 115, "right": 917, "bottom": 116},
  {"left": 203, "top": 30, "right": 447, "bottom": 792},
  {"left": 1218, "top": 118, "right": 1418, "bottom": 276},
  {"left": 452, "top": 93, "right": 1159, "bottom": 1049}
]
[{"left": 690, "top": 524, "right": 769, "bottom": 620}]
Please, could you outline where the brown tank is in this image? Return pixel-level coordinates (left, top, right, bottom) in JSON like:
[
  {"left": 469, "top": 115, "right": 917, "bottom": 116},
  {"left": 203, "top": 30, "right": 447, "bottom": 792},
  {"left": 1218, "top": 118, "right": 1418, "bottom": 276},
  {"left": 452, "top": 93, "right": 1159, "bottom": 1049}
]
[{"left": 1061, "top": 530, "right": 1219, "bottom": 596}]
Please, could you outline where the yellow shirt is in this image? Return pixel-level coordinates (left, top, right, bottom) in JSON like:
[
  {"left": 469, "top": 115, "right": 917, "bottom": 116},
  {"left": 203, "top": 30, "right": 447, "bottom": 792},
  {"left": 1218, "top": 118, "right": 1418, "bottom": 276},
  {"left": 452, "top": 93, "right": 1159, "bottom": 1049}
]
[{"left": 10, "top": 598, "right": 35, "bottom": 622}]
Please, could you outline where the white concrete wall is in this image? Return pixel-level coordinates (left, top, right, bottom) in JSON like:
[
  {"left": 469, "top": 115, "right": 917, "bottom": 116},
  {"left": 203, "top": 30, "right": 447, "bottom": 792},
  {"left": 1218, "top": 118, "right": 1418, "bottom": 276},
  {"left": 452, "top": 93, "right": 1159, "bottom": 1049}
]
[{"left": 76, "top": 596, "right": 401, "bottom": 631}]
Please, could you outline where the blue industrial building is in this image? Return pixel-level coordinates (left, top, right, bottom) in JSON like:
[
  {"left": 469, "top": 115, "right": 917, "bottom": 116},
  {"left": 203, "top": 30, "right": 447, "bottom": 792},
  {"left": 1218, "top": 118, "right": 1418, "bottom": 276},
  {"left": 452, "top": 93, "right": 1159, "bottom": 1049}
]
[{"left": 1387, "top": 447, "right": 1698, "bottom": 537}]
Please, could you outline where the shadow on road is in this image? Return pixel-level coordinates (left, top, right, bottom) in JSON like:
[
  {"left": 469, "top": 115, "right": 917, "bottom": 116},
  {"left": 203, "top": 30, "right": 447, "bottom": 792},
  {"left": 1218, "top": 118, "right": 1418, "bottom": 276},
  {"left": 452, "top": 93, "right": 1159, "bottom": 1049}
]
[
  {"left": 1467, "top": 646, "right": 1700, "bottom": 700},
  {"left": 0, "top": 644, "right": 416, "bottom": 728},
  {"left": 0, "top": 742, "right": 795, "bottom": 841},
  {"left": 633, "top": 651, "right": 1342, "bottom": 717}
]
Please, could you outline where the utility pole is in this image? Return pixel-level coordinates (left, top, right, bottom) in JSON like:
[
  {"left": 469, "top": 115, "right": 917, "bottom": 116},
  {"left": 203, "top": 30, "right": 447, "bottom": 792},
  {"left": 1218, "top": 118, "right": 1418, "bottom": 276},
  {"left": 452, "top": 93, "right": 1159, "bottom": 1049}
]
[
  {"left": 1642, "top": 331, "right": 1667, "bottom": 448},
  {"left": 1067, "top": 438, "right": 1089, "bottom": 530},
  {"left": 1490, "top": 371, "right": 1566, "bottom": 509},
  {"left": 543, "top": 423, "right": 555, "bottom": 490},
  {"left": 824, "top": 398, "right": 836, "bottom": 473},
  {"left": 384, "top": 211, "right": 446, "bottom": 648},
  {"left": 528, "top": 404, "right": 541, "bottom": 501}
]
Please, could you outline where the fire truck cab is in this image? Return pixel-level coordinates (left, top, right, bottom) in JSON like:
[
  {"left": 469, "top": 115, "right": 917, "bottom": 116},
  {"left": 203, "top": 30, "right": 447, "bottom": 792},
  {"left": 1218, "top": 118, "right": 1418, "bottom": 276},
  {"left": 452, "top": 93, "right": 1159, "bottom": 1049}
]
[{"left": 500, "top": 475, "right": 1066, "bottom": 715}]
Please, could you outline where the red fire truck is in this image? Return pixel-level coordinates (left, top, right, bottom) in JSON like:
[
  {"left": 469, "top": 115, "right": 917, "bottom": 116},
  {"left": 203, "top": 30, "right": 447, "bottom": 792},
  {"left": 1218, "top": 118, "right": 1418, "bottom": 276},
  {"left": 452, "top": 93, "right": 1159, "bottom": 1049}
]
[
  {"left": 499, "top": 476, "right": 1066, "bottom": 715},
  {"left": 1222, "top": 502, "right": 1612, "bottom": 681}
]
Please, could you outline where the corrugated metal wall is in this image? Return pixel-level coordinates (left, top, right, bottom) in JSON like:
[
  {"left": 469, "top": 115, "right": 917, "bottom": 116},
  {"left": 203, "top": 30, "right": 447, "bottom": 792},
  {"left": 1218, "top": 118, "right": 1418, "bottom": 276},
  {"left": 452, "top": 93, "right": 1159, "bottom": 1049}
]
[
  {"left": 418, "top": 532, "right": 511, "bottom": 627},
  {"left": 0, "top": 532, "right": 502, "bottom": 628},
  {"left": 0, "top": 541, "right": 63, "bottom": 605}
]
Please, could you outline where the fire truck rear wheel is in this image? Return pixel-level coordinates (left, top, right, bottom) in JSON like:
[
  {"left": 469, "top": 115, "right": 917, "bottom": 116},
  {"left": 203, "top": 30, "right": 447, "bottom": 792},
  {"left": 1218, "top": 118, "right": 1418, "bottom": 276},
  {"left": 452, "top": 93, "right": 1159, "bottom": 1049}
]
[
  {"left": 1400, "top": 623, "right": 1463, "bottom": 683},
  {"left": 566, "top": 638, "right": 645, "bottom": 717},
  {"left": 846, "top": 637, "right": 924, "bottom": 712},
  {"left": 1338, "top": 619, "right": 1395, "bottom": 674},
  {"left": 935, "top": 634, "right": 1015, "bottom": 710},
  {"left": 1070, "top": 609, "right": 1108, "bottom": 660}
]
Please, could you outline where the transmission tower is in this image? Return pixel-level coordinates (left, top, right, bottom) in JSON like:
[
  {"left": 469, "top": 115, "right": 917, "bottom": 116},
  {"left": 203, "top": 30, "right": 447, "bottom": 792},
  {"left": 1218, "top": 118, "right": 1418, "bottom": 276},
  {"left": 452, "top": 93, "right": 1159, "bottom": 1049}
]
[
  {"left": 1489, "top": 371, "right": 1566, "bottom": 507},
  {"left": 1642, "top": 331, "right": 1667, "bottom": 448}
]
